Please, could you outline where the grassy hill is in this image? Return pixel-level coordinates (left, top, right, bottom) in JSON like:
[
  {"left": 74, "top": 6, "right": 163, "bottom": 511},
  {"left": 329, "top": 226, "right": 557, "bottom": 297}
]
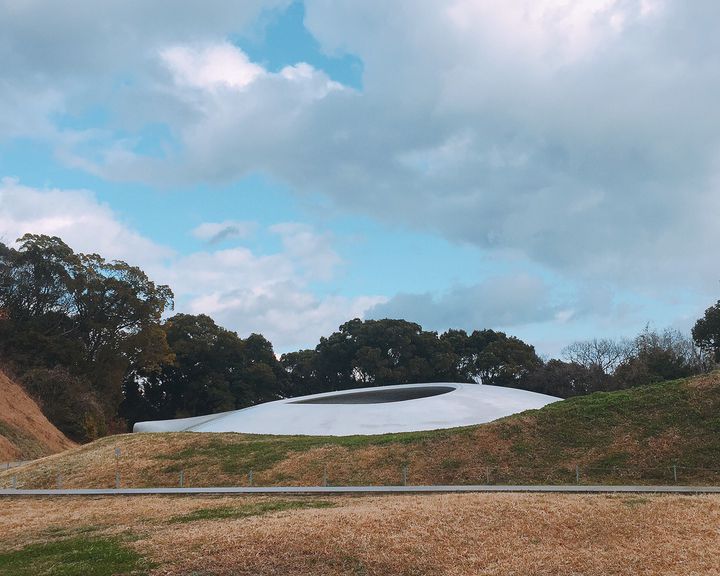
[
  {"left": 3, "top": 372, "right": 720, "bottom": 488},
  {"left": 0, "top": 370, "right": 75, "bottom": 462}
]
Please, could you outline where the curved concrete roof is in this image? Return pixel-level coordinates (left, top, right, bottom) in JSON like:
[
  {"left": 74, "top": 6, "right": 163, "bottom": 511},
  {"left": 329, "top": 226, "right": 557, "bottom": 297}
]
[{"left": 133, "top": 383, "right": 560, "bottom": 436}]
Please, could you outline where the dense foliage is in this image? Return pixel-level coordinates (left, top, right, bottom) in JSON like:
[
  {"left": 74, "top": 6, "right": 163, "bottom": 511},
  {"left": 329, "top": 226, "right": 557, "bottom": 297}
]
[
  {"left": 280, "top": 320, "right": 542, "bottom": 396},
  {"left": 693, "top": 300, "right": 720, "bottom": 362},
  {"left": 120, "top": 314, "right": 286, "bottom": 424},
  {"left": 0, "top": 235, "right": 173, "bottom": 440}
]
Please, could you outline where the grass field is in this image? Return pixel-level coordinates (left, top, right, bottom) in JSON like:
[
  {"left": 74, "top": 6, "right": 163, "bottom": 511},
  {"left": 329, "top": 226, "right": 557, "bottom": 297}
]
[
  {"left": 2, "top": 493, "right": 720, "bottom": 575},
  {"left": 3, "top": 372, "right": 720, "bottom": 489}
]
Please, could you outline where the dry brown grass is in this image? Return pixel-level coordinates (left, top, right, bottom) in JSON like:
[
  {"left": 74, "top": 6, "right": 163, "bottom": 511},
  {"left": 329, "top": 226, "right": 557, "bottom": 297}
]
[
  {"left": 0, "top": 370, "right": 75, "bottom": 461},
  {"left": 2, "top": 493, "right": 720, "bottom": 575}
]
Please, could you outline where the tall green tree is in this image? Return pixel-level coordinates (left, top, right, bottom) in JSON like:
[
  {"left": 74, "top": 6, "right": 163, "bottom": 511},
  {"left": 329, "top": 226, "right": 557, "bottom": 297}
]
[
  {"left": 281, "top": 349, "right": 319, "bottom": 397},
  {"left": 0, "top": 234, "right": 174, "bottom": 439},
  {"left": 121, "top": 314, "right": 286, "bottom": 424},
  {"left": 440, "top": 328, "right": 542, "bottom": 385},
  {"left": 281, "top": 320, "right": 542, "bottom": 393},
  {"left": 693, "top": 301, "right": 720, "bottom": 363},
  {"left": 307, "top": 318, "right": 456, "bottom": 391}
]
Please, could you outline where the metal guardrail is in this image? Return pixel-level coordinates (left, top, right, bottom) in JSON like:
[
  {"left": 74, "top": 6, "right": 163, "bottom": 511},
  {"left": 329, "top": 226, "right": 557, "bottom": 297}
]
[{"left": 3, "top": 485, "right": 720, "bottom": 496}]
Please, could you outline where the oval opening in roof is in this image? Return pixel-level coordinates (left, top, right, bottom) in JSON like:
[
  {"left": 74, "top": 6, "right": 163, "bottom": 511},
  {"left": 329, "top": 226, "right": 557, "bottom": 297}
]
[{"left": 290, "top": 385, "right": 455, "bottom": 405}]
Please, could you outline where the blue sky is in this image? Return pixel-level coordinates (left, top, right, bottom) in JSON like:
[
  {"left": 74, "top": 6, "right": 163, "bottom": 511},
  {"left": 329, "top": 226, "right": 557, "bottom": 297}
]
[{"left": 0, "top": 0, "right": 717, "bottom": 354}]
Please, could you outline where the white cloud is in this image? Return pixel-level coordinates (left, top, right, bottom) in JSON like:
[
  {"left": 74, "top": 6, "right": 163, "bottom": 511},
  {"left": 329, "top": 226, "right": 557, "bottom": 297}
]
[
  {"left": 186, "top": 282, "right": 384, "bottom": 350},
  {"left": 161, "top": 43, "right": 265, "bottom": 91},
  {"left": 0, "top": 0, "right": 289, "bottom": 140},
  {"left": 270, "top": 222, "right": 342, "bottom": 281},
  {"left": 0, "top": 178, "right": 173, "bottom": 263},
  {"left": 446, "top": 0, "right": 657, "bottom": 66},
  {"left": 0, "top": 179, "right": 383, "bottom": 351},
  {"left": 279, "top": 62, "right": 343, "bottom": 98}
]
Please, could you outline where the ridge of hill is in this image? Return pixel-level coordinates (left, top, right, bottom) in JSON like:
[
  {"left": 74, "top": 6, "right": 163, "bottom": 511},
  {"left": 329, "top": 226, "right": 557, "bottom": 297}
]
[
  {"left": 0, "top": 370, "right": 76, "bottom": 461},
  {"left": 2, "top": 372, "right": 720, "bottom": 488}
]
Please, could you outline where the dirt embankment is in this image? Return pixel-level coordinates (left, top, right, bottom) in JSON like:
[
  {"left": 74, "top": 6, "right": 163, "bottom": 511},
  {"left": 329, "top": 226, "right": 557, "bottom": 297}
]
[{"left": 0, "top": 370, "right": 75, "bottom": 461}]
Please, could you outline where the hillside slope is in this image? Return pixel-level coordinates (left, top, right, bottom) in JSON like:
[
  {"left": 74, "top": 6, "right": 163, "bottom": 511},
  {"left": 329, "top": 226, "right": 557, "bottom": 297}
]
[
  {"left": 0, "top": 370, "right": 75, "bottom": 461},
  {"left": 2, "top": 372, "right": 720, "bottom": 488}
]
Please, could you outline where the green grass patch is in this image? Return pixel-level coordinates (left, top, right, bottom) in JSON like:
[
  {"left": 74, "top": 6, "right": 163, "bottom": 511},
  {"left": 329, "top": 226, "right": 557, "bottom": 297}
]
[
  {"left": 0, "top": 536, "right": 151, "bottom": 576},
  {"left": 168, "top": 499, "right": 335, "bottom": 524}
]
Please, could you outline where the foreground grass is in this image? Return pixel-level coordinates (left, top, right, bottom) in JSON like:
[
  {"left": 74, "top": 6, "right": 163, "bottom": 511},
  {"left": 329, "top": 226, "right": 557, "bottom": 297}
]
[
  {"left": 0, "top": 536, "right": 149, "bottom": 576},
  {"left": 3, "top": 372, "right": 720, "bottom": 489},
  {"left": 1, "top": 493, "right": 720, "bottom": 575}
]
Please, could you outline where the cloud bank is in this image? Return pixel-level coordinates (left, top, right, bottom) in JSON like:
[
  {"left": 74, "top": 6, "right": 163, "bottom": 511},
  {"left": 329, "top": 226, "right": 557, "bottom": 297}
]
[{"left": 1, "top": 0, "right": 718, "bottom": 349}]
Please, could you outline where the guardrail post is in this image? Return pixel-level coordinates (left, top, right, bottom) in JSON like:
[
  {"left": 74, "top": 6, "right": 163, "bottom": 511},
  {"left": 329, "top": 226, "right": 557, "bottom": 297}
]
[
  {"left": 486, "top": 467, "right": 491, "bottom": 485},
  {"left": 56, "top": 473, "right": 63, "bottom": 489},
  {"left": 248, "top": 470, "right": 253, "bottom": 486},
  {"left": 673, "top": 464, "right": 677, "bottom": 483},
  {"left": 575, "top": 465, "right": 580, "bottom": 485},
  {"left": 179, "top": 469, "right": 184, "bottom": 488},
  {"left": 402, "top": 465, "right": 408, "bottom": 486},
  {"left": 114, "top": 447, "right": 121, "bottom": 489},
  {"left": 11, "top": 475, "right": 16, "bottom": 490}
]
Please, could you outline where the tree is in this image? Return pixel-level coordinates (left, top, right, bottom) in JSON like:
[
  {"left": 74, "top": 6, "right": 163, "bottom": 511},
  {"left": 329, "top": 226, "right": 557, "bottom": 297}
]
[
  {"left": 442, "top": 329, "right": 541, "bottom": 386},
  {"left": 0, "top": 234, "right": 174, "bottom": 438},
  {"left": 0, "top": 234, "right": 79, "bottom": 322},
  {"left": 281, "top": 320, "right": 542, "bottom": 395},
  {"left": 523, "top": 360, "right": 608, "bottom": 398},
  {"left": 281, "top": 349, "right": 319, "bottom": 397},
  {"left": 561, "top": 338, "right": 633, "bottom": 374},
  {"left": 307, "top": 319, "right": 456, "bottom": 391},
  {"left": 692, "top": 301, "right": 720, "bottom": 363},
  {"left": 0, "top": 236, "right": 85, "bottom": 371},
  {"left": 438, "top": 328, "right": 542, "bottom": 386},
  {"left": 121, "top": 314, "right": 286, "bottom": 425},
  {"left": 615, "top": 327, "right": 702, "bottom": 388}
]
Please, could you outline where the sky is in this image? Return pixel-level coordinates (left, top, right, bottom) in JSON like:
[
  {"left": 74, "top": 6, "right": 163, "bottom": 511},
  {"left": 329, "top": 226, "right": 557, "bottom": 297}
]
[{"left": 0, "top": 0, "right": 718, "bottom": 356}]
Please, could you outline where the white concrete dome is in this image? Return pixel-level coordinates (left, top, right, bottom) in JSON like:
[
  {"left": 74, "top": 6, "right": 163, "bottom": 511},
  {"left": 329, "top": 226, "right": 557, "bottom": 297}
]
[{"left": 133, "top": 383, "right": 560, "bottom": 436}]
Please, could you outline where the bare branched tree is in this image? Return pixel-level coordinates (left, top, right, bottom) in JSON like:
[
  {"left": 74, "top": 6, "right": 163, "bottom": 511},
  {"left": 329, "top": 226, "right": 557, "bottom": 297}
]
[{"left": 561, "top": 337, "right": 634, "bottom": 374}]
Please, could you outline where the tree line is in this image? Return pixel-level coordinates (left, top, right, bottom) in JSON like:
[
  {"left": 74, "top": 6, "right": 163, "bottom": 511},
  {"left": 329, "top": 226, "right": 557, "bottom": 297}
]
[{"left": 1, "top": 234, "right": 719, "bottom": 442}]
